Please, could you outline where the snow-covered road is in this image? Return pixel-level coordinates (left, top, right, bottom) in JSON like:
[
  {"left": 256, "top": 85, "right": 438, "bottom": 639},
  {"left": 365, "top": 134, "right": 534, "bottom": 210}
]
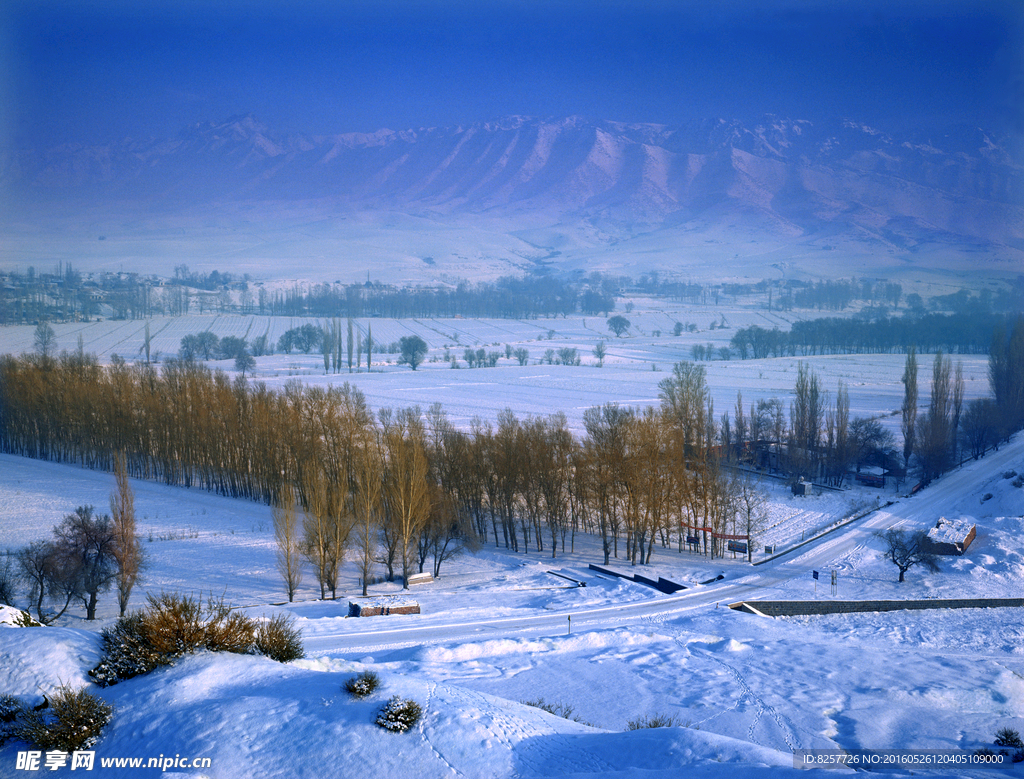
[{"left": 308, "top": 437, "right": 1024, "bottom": 655}]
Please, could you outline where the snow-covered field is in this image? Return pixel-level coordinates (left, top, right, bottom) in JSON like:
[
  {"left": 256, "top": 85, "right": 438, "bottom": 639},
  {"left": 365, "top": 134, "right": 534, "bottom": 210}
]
[
  {"left": 2, "top": 432, "right": 1023, "bottom": 777},
  {"left": 0, "top": 301, "right": 992, "bottom": 437}
]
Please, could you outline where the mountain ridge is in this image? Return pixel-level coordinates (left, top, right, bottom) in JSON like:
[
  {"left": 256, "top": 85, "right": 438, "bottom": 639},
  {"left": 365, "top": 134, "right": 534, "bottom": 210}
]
[{"left": 2, "top": 114, "right": 1021, "bottom": 284}]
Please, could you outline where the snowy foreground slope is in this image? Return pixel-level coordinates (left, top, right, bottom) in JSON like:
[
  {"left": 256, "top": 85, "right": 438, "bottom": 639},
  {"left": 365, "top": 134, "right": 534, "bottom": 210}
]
[{"left": 2, "top": 439, "right": 1024, "bottom": 778}]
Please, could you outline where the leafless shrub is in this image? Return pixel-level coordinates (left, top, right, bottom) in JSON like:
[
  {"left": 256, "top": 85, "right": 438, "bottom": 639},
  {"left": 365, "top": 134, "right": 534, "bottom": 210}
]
[
  {"left": 252, "top": 614, "right": 304, "bottom": 662},
  {"left": 16, "top": 685, "right": 113, "bottom": 752},
  {"left": 142, "top": 592, "right": 207, "bottom": 655},
  {"left": 203, "top": 596, "right": 256, "bottom": 654},
  {"left": 89, "top": 611, "right": 165, "bottom": 687},
  {"left": 521, "top": 698, "right": 593, "bottom": 726},
  {"left": 0, "top": 694, "right": 24, "bottom": 747},
  {"left": 626, "top": 713, "right": 680, "bottom": 730}
]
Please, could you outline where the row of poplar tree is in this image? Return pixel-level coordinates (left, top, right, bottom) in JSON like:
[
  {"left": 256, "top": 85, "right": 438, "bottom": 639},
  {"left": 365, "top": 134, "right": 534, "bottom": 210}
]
[{"left": 0, "top": 354, "right": 769, "bottom": 599}]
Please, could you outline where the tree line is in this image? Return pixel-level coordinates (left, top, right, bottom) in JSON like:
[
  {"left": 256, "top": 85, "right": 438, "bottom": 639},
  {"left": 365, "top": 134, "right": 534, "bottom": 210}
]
[
  {"left": 730, "top": 312, "right": 1010, "bottom": 359},
  {"left": 275, "top": 276, "right": 617, "bottom": 319},
  {"left": 0, "top": 269, "right": 620, "bottom": 324},
  {"left": 0, "top": 354, "right": 776, "bottom": 600}
]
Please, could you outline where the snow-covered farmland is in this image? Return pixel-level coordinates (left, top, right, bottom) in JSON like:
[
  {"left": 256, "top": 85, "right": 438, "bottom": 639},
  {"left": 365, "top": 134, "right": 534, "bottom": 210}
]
[{"left": 0, "top": 300, "right": 992, "bottom": 438}]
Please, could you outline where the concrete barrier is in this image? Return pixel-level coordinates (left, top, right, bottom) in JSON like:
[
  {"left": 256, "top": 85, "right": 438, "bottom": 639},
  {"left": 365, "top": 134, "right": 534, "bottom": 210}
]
[
  {"left": 548, "top": 570, "right": 586, "bottom": 587},
  {"left": 588, "top": 563, "right": 632, "bottom": 580},
  {"left": 588, "top": 564, "right": 685, "bottom": 594},
  {"left": 728, "top": 598, "right": 1024, "bottom": 617}
]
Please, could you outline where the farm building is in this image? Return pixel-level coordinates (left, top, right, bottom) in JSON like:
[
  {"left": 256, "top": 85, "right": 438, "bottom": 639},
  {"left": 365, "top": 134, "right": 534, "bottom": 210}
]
[
  {"left": 921, "top": 517, "right": 976, "bottom": 556},
  {"left": 791, "top": 477, "right": 812, "bottom": 496}
]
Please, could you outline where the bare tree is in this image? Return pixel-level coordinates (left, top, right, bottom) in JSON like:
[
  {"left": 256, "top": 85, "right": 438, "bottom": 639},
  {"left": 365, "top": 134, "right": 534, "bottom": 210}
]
[
  {"left": 790, "top": 363, "right": 825, "bottom": 479},
  {"left": 918, "top": 351, "right": 953, "bottom": 481},
  {"left": 733, "top": 391, "right": 747, "bottom": 462},
  {"left": 850, "top": 416, "right": 894, "bottom": 468},
  {"left": 353, "top": 430, "right": 383, "bottom": 596},
  {"left": 323, "top": 467, "right": 355, "bottom": 600},
  {"left": 659, "top": 362, "right": 727, "bottom": 557},
  {"left": 110, "top": 453, "right": 145, "bottom": 616},
  {"left": 301, "top": 470, "right": 333, "bottom": 600},
  {"left": 823, "top": 381, "right": 850, "bottom": 486},
  {"left": 420, "top": 490, "right": 478, "bottom": 578},
  {"left": 0, "top": 553, "right": 17, "bottom": 606},
  {"left": 52, "top": 506, "right": 118, "bottom": 620},
  {"left": 142, "top": 321, "right": 152, "bottom": 364},
  {"left": 753, "top": 397, "right": 786, "bottom": 471},
  {"left": 951, "top": 360, "right": 964, "bottom": 464},
  {"left": 235, "top": 352, "right": 256, "bottom": 378},
  {"left": 321, "top": 323, "right": 335, "bottom": 374},
  {"left": 734, "top": 474, "right": 768, "bottom": 562},
  {"left": 376, "top": 509, "right": 402, "bottom": 583},
  {"left": 399, "top": 336, "right": 428, "bottom": 371},
  {"left": 381, "top": 408, "right": 432, "bottom": 588},
  {"left": 877, "top": 528, "right": 940, "bottom": 582},
  {"left": 961, "top": 398, "right": 999, "bottom": 459},
  {"left": 33, "top": 321, "right": 56, "bottom": 358},
  {"left": 989, "top": 315, "right": 1024, "bottom": 434},
  {"left": 347, "top": 317, "right": 355, "bottom": 373},
  {"left": 17, "top": 541, "right": 76, "bottom": 623},
  {"left": 365, "top": 323, "right": 374, "bottom": 372},
  {"left": 273, "top": 483, "right": 304, "bottom": 602},
  {"left": 583, "top": 404, "right": 630, "bottom": 563}
]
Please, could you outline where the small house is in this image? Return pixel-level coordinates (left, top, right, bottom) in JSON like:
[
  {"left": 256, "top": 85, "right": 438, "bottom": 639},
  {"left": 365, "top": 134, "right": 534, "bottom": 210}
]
[
  {"left": 921, "top": 517, "right": 976, "bottom": 556},
  {"left": 791, "top": 477, "right": 812, "bottom": 497}
]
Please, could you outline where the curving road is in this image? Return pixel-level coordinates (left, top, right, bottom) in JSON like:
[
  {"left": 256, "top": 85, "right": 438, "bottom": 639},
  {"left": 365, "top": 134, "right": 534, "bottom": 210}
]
[{"left": 306, "top": 437, "right": 1022, "bottom": 655}]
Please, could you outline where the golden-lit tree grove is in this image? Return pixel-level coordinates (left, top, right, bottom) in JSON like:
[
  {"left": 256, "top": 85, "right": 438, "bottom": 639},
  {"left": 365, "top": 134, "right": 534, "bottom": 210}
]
[{"left": 5, "top": 352, "right": 875, "bottom": 594}]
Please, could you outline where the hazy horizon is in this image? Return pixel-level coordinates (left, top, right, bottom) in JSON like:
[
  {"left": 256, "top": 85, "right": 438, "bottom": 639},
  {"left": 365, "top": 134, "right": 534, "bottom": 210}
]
[
  {"left": 4, "top": 0, "right": 1022, "bottom": 149},
  {"left": 3, "top": 0, "right": 1022, "bottom": 288}
]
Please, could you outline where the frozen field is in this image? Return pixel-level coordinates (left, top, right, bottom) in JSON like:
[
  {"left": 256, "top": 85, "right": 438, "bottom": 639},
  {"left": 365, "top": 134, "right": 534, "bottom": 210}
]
[
  {"left": 2, "top": 433, "right": 1024, "bottom": 777},
  {"left": 0, "top": 302, "right": 991, "bottom": 437}
]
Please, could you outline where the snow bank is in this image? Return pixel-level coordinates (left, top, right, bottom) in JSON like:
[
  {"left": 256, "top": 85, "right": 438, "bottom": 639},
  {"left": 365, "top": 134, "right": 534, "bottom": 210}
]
[
  {"left": 0, "top": 633, "right": 809, "bottom": 778},
  {"left": 419, "top": 628, "right": 665, "bottom": 664},
  {"left": 0, "top": 624, "right": 102, "bottom": 705}
]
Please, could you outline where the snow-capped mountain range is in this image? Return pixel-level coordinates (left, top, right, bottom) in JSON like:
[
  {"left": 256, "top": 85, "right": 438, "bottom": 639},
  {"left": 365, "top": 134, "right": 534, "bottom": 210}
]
[{"left": 2, "top": 114, "right": 1021, "bottom": 283}]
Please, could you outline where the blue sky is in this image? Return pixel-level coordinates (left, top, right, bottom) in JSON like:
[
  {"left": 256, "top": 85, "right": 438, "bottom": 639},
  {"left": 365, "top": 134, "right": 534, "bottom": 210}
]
[{"left": 3, "top": 0, "right": 1022, "bottom": 146}]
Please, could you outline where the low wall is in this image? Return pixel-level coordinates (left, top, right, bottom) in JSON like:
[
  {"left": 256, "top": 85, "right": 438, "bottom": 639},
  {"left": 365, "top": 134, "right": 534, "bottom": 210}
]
[
  {"left": 588, "top": 564, "right": 686, "bottom": 594},
  {"left": 729, "top": 598, "right": 1024, "bottom": 617},
  {"left": 348, "top": 600, "right": 421, "bottom": 617}
]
